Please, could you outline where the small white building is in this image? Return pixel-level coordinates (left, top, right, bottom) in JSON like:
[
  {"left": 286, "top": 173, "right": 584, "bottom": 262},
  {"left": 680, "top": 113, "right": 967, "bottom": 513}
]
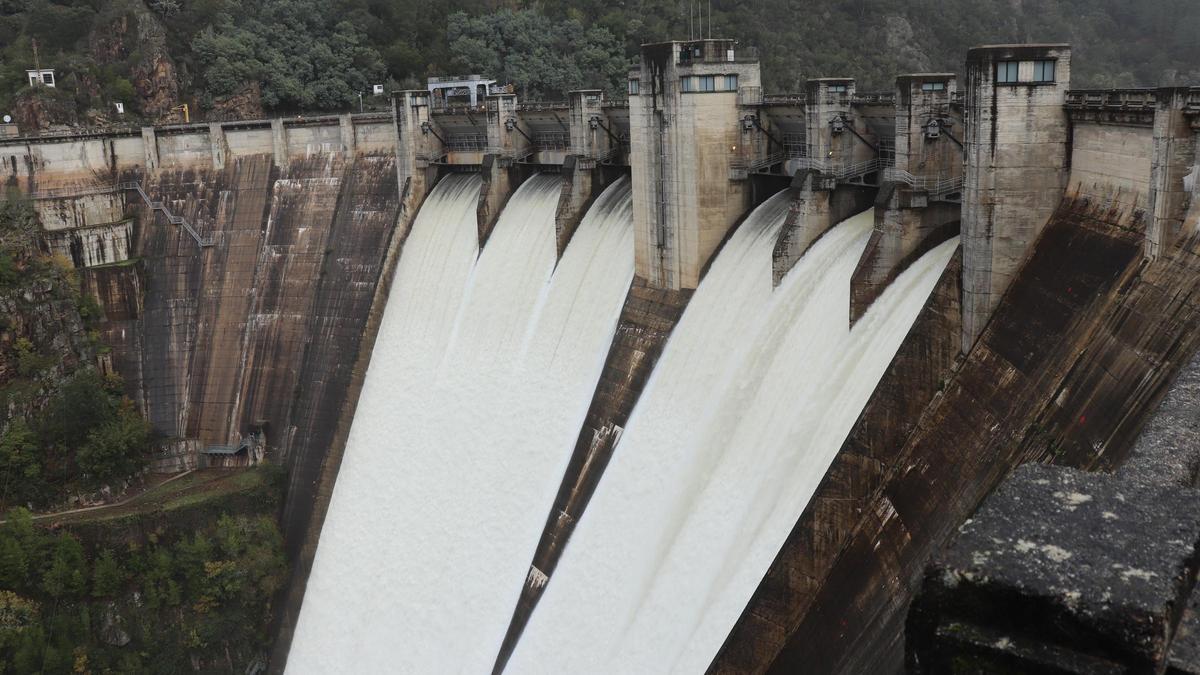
[{"left": 26, "top": 69, "right": 55, "bottom": 87}]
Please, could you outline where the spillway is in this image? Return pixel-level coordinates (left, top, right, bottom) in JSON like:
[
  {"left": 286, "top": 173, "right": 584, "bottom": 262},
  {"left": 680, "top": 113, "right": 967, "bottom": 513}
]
[
  {"left": 288, "top": 174, "right": 635, "bottom": 673},
  {"left": 508, "top": 194, "right": 959, "bottom": 672}
]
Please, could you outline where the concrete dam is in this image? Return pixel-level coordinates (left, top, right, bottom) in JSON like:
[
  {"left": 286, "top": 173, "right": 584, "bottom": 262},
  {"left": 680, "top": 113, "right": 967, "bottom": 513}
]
[{"left": 4, "top": 39, "right": 1200, "bottom": 673}]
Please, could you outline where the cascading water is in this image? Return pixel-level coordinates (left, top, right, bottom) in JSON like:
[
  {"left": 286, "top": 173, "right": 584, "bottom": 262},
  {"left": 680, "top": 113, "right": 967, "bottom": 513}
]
[
  {"left": 508, "top": 193, "right": 958, "bottom": 673},
  {"left": 288, "top": 174, "right": 635, "bottom": 673}
]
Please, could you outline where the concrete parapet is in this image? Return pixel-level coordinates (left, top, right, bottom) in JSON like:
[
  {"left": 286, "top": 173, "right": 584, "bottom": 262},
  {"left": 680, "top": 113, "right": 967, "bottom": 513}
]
[
  {"left": 339, "top": 114, "right": 355, "bottom": 155},
  {"left": 141, "top": 126, "right": 159, "bottom": 171},
  {"left": 209, "top": 123, "right": 227, "bottom": 169},
  {"left": 961, "top": 44, "right": 1071, "bottom": 353},
  {"left": 271, "top": 119, "right": 288, "bottom": 167}
]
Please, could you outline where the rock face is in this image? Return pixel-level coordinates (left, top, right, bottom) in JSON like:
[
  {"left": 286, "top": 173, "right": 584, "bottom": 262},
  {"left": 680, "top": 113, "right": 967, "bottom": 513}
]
[
  {"left": 209, "top": 84, "right": 265, "bottom": 122},
  {"left": 94, "top": 11, "right": 181, "bottom": 119},
  {"left": 908, "top": 464, "right": 1200, "bottom": 672}
]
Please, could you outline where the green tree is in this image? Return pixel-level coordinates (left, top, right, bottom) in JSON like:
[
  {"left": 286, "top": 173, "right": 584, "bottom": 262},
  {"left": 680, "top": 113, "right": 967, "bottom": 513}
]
[
  {"left": 90, "top": 550, "right": 122, "bottom": 599},
  {"left": 192, "top": 0, "right": 385, "bottom": 110},
  {"left": 41, "top": 535, "right": 85, "bottom": 599},
  {"left": 75, "top": 403, "right": 150, "bottom": 489},
  {"left": 0, "top": 420, "right": 43, "bottom": 509},
  {"left": 446, "top": 9, "right": 629, "bottom": 99}
]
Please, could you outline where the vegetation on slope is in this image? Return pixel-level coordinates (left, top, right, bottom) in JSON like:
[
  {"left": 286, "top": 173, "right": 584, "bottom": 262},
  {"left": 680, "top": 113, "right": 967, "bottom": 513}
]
[
  {"left": 2, "top": 0, "right": 1198, "bottom": 126},
  {"left": 0, "top": 195, "right": 151, "bottom": 511},
  {"left": 0, "top": 467, "right": 285, "bottom": 674}
]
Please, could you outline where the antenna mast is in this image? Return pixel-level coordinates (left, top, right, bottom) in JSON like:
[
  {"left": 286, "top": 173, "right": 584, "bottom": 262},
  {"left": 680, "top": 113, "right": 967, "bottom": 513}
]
[{"left": 32, "top": 38, "right": 41, "bottom": 73}]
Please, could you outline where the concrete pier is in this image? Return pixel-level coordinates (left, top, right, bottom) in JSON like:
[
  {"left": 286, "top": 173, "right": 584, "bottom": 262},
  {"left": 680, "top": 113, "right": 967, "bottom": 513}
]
[
  {"left": 961, "top": 44, "right": 1071, "bottom": 352},
  {"left": 630, "top": 39, "right": 761, "bottom": 290},
  {"left": 850, "top": 74, "right": 962, "bottom": 323}
]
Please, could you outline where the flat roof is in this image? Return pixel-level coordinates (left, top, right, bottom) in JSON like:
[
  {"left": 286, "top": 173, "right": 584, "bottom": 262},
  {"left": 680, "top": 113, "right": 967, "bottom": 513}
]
[{"left": 973, "top": 43, "right": 1070, "bottom": 49}]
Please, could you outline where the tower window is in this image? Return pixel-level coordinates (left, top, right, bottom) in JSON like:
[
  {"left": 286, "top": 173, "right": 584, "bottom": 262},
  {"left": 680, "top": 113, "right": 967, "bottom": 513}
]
[
  {"left": 698, "top": 75, "right": 716, "bottom": 92},
  {"left": 921, "top": 81, "right": 946, "bottom": 92},
  {"left": 628, "top": 79, "right": 640, "bottom": 95},
  {"left": 1033, "top": 60, "right": 1056, "bottom": 82},
  {"left": 996, "top": 61, "right": 1019, "bottom": 83},
  {"left": 681, "top": 76, "right": 694, "bottom": 92},
  {"left": 724, "top": 74, "right": 738, "bottom": 91},
  {"left": 828, "top": 84, "right": 847, "bottom": 93}
]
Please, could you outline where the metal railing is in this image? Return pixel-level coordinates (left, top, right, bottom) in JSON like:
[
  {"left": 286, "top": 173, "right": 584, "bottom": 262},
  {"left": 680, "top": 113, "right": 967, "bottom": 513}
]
[
  {"left": 762, "top": 93, "right": 807, "bottom": 106},
  {"left": 120, "top": 181, "right": 213, "bottom": 248},
  {"left": 854, "top": 92, "right": 896, "bottom": 105},
  {"left": 517, "top": 101, "right": 569, "bottom": 112},
  {"left": 792, "top": 157, "right": 881, "bottom": 181},
  {"left": 729, "top": 152, "right": 787, "bottom": 175},
  {"left": 1065, "top": 89, "right": 1157, "bottom": 110},
  {"left": 534, "top": 131, "right": 570, "bottom": 150},
  {"left": 882, "top": 168, "right": 964, "bottom": 200},
  {"left": 738, "top": 86, "right": 763, "bottom": 106},
  {"left": 1187, "top": 87, "right": 1200, "bottom": 112},
  {"left": 28, "top": 184, "right": 124, "bottom": 200},
  {"left": 445, "top": 134, "right": 488, "bottom": 152}
]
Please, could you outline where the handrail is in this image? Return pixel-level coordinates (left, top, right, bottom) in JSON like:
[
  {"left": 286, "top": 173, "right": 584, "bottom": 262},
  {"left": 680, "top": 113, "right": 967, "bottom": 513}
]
[
  {"left": 793, "top": 157, "right": 881, "bottom": 181},
  {"left": 120, "top": 181, "right": 213, "bottom": 248},
  {"left": 730, "top": 152, "right": 787, "bottom": 173},
  {"left": 882, "top": 167, "right": 963, "bottom": 199},
  {"left": 28, "top": 184, "right": 124, "bottom": 200},
  {"left": 853, "top": 92, "right": 896, "bottom": 105},
  {"left": 1065, "top": 89, "right": 1158, "bottom": 110},
  {"left": 762, "top": 93, "right": 807, "bottom": 106}
]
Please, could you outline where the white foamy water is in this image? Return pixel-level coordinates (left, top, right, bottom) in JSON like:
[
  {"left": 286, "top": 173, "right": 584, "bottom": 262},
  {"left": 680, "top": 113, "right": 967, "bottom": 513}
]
[
  {"left": 510, "top": 195, "right": 958, "bottom": 673},
  {"left": 288, "top": 174, "right": 634, "bottom": 674}
]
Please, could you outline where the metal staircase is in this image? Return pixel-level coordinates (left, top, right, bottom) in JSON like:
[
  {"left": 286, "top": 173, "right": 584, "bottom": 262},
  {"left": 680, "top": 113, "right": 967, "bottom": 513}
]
[{"left": 120, "top": 181, "right": 214, "bottom": 248}]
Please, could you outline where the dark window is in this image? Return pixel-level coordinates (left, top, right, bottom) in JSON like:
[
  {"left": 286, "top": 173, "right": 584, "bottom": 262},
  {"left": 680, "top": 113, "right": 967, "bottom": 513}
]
[
  {"left": 724, "top": 74, "right": 738, "bottom": 91},
  {"left": 1033, "top": 60, "right": 1055, "bottom": 82},
  {"left": 628, "top": 79, "right": 640, "bottom": 95},
  {"left": 997, "top": 61, "right": 1019, "bottom": 83},
  {"left": 680, "top": 76, "right": 694, "bottom": 92},
  {"left": 698, "top": 75, "right": 716, "bottom": 92},
  {"left": 921, "top": 81, "right": 946, "bottom": 92}
]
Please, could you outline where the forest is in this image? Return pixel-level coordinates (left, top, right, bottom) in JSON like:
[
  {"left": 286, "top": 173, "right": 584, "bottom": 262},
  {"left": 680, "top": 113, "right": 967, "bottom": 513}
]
[{"left": 0, "top": 0, "right": 1198, "bottom": 123}]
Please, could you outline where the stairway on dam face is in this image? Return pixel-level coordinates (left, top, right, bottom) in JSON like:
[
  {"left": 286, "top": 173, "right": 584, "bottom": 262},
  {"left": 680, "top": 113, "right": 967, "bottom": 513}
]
[{"left": 104, "top": 150, "right": 403, "bottom": 545}]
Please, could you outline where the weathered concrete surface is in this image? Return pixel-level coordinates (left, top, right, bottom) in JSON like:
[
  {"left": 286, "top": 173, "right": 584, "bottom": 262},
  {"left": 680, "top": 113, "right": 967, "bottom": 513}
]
[
  {"left": 771, "top": 173, "right": 876, "bottom": 285},
  {"left": 961, "top": 45, "right": 1071, "bottom": 351},
  {"left": 908, "top": 464, "right": 1200, "bottom": 673},
  {"left": 631, "top": 40, "right": 759, "bottom": 290},
  {"left": 268, "top": 157, "right": 410, "bottom": 674},
  {"left": 711, "top": 248, "right": 963, "bottom": 673},
  {"left": 493, "top": 276, "right": 690, "bottom": 672},
  {"left": 850, "top": 185, "right": 959, "bottom": 323},
  {"left": 721, "top": 193, "right": 1168, "bottom": 674}
]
